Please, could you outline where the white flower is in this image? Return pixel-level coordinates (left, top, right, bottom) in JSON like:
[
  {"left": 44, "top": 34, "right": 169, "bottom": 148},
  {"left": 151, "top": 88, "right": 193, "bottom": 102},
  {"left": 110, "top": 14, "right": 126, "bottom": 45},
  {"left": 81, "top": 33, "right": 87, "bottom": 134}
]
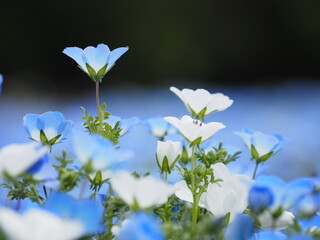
[
  {"left": 0, "top": 208, "right": 83, "bottom": 240},
  {"left": 0, "top": 142, "right": 48, "bottom": 177},
  {"left": 175, "top": 163, "right": 253, "bottom": 221},
  {"left": 258, "top": 210, "right": 295, "bottom": 230},
  {"left": 156, "top": 141, "right": 181, "bottom": 173},
  {"left": 111, "top": 171, "right": 175, "bottom": 209},
  {"left": 164, "top": 115, "right": 225, "bottom": 143},
  {"left": 170, "top": 87, "right": 233, "bottom": 117}
]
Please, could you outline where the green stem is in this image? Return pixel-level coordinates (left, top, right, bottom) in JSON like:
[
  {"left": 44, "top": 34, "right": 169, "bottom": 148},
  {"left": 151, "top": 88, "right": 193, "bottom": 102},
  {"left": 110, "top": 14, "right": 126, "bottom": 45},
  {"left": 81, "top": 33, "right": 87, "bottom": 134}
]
[
  {"left": 95, "top": 81, "right": 103, "bottom": 130},
  {"left": 164, "top": 172, "right": 168, "bottom": 183},
  {"left": 190, "top": 144, "right": 198, "bottom": 240},
  {"left": 105, "top": 184, "right": 114, "bottom": 240},
  {"left": 252, "top": 161, "right": 259, "bottom": 179}
]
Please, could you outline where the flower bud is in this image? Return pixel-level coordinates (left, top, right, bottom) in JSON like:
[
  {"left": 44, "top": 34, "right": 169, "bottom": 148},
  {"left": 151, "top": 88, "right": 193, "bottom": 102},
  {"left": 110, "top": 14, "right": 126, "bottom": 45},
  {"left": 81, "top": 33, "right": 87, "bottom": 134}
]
[
  {"left": 249, "top": 186, "right": 274, "bottom": 213},
  {"left": 156, "top": 141, "right": 181, "bottom": 173}
]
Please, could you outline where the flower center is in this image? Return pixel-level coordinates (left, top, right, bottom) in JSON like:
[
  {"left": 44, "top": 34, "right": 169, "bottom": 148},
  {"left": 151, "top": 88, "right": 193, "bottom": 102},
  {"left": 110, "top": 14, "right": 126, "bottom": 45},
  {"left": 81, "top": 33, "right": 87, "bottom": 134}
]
[{"left": 193, "top": 120, "right": 203, "bottom": 126}]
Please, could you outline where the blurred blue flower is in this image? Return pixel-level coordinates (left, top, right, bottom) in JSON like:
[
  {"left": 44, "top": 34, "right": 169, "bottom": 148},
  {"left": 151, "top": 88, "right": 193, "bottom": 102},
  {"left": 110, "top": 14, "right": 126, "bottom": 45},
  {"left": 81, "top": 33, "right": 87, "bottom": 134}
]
[
  {"left": 105, "top": 115, "right": 139, "bottom": 136},
  {"left": 43, "top": 193, "right": 104, "bottom": 234},
  {"left": 0, "top": 74, "right": 3, "bottom": 94},
  {"left": 224, "top": 214, "right": 254, "bottom": 240},
  {"left": 143, "top": 117, "right": 177, "bottom": 139},
  {"left": 249, "top": 185, "right": 274, "bottom": 213},
  {"left": 119, "top": 212, "right": 164, "bottom": 240},
  {"left": 23, "top": 111, "right": 73, "bottom": 145},
  {"left": 63, "top": 44, "right": 128, "bottom": 82},
  {"left": 72, "top": 131, "right": 126, "bottom": 171},
  {"left": 256, "top": 176, "right": 314, "bottom": 210},
  {"left": 234, "top": 129, "right": 289, "bottom": 161}
]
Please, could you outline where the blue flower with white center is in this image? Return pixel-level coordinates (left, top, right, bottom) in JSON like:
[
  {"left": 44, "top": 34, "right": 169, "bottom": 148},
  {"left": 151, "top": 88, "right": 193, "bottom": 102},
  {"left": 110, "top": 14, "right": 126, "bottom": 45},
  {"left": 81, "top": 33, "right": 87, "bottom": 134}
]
[
  {"left": 43, "top": 193, "right": 104, "bottom": 234},
  {"left": 63, "top": 44, "right": 128, "bottom": 82},
  {"left": 72, "top": 131, "right": 126, "bottom": 171},
  {"left": 224, "top": 214, "right": 254, "bottom": 240},
  {"left": 105, "top": 115, "right": 139, "bottom": 136},
  {"left": 249, "top": 185, "right": 274, "bottom": 213},
  {"left": 119, "top": 212, "right": 164, "bottom": 240},
  {"left": 23, "top": 111, "right": 73, "bottom": 146},
  {"left": 143, "top": 117, "right": 177, "bottom": 139},
  {"left": 234, "top": 129, "right": 289, "bottom": 162},
  {"left": 0, "top": 74, "right": 3, "bottom": 94}
]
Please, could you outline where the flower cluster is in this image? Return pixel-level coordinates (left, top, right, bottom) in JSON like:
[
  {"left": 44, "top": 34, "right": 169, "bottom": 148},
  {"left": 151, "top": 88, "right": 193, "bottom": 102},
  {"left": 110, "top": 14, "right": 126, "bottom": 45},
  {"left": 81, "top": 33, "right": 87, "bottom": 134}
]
[{"left": 0, "top": 43, "right": 318, "bottom": 240}]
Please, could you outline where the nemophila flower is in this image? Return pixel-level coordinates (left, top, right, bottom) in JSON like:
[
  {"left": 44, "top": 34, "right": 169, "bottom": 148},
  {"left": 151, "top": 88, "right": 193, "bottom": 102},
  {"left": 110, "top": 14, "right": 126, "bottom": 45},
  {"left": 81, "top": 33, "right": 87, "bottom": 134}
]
[
  {"left": 23, "top": 111, "right": 73, "bottom": 146},
  {"left": 170, "top": 86, "right": 233, "bottom": 118},
  {"left": 224, "top": 214, "right": 254, "bottom": 240},
  {"left": 143, "top": 117, "right": 177, "bottom": 139},
  {"left": 164, "top": 115, "right": 225, "bottom": 144},
  {"left": 44, "top": 193, "right": 104, "bottom": 234},
  {"left": 63, "top": 44, "right": 128, "bottom": 82},
  {"left": 105, "top": 115, "right": 139, "bottom": 136},
  {"left": 156, "top": 140, "right": 181, "bottom": 173},
  {"left": 175, "top": 163, "right": 253, "bottom": 221},
  {"left": 256, "top": 176, "right": 314, "bottom": 211},
  {"left": 73, "top": 132, "right": 125, "bottom": 172},
  {"left": 119, "top": 212, "right": 164, "bottom": 240},
  {"left": 249, "top": 185, "right": 274, "bottom": 213},
  {"left": 110, "top": 171, "right": 175, "bottom": 209},
  {"left": 0, "top": 142, "right": 48, "bottom": 177},
  {"left": 0, "top": 208, "right": 83, "bottom": 240},
  {"left": 234, "top": 129, "right": 289, "bottom": 162}
]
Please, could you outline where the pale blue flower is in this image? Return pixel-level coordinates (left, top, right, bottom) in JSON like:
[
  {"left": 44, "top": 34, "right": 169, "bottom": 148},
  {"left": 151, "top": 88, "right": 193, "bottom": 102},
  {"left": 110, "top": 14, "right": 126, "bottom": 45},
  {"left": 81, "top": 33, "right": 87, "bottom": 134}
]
[
  {"left": 143, "top": 117, "right": 178, "bottom": 139},
  {"left": 63, "top": 44, "right": 128, "bottom": 81},
  {"left": 105, "top": 115, "right": 139, "bottom": 136},
  {"left": 23, "top": 111, "right": 73, "bottom": 145},
  {"left": 224, "top": 214, "right": 254, "bottom": 240},
  {"left": 72, "top": 132, "right": 125, "bottom": 171},
  {"left": 43, "top": 193, "right": 104, "bottom": 234},
  {"left": 234, "top": 129, "right": 289, "bottom": 161},
  {"left": 119, "top": 212, "right": 164, "bottom": 240}
]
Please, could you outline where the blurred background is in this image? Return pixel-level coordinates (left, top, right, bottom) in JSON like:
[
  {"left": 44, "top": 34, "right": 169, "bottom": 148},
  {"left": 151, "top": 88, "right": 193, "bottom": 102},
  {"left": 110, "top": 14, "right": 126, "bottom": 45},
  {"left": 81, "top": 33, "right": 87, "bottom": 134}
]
[{"left": 0, "top": 0, "right": 319, "bottom": 180}]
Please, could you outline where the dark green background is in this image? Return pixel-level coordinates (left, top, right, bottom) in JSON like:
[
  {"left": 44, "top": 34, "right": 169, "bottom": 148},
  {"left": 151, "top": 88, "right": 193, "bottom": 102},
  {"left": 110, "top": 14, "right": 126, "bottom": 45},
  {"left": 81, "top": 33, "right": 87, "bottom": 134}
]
[{"left": 1, "top": 0, "right": 320, "bottom": 95}]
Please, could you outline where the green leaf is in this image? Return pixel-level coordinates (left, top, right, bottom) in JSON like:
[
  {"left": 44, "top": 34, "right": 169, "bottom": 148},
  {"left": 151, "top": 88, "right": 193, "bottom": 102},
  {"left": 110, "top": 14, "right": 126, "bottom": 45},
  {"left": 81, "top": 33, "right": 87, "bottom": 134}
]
[
  {"left": 96, "top": 64, "right": 108, "bottom": 81},
  {"left": 48, "top": 134, "right": 62, "bottom": 145},
  {"left": 257, "top": 151, "right": 274, "bottom": 163},
  {"left": 250, "top": 144, "right": 259, "bottom": 160},
  {"left": 161, "top": 156, "right": 171, "bottom": 174},
  {"left": 40, "top": 130, "right": 48, "bottom": 144},
  {"left": 190, "top": 137, "right": 202, "bottom": 146},
  {"left": 196, "top": 107, "right": 207, "bottom": 119},
  {"left": 86, "top": 63, "right": 97, "bottom": 80}
]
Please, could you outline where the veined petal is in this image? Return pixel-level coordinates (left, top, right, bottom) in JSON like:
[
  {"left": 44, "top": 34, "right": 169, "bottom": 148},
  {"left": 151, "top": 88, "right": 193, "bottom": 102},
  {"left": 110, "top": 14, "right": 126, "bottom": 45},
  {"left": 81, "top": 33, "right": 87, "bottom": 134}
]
[
  {"left": 206, "top": 93, "right": 233, "bottom": 113},
  {"left": 40, "top": 112, "right": 65, "bottom": 140},
  {"left": 251, "top": 131, "right": 279, "bottom": 156},
  {"left": 83, "top": 45, "right": 110, "bottom": 72},
  {"left": 63, "top": 47, "right": 87, "bottom": 71},
  {"left": 200, "top": 122, "right": 225, "bottom": 142},
  {"left": 182, "top": 88, "right": 212, "bottom": 114},
  {"left": 234, "top": 129, "right": 253, "bottom": 149},
  {"left": 57, "top": 120, "right": 74, "bottom": 140},
  {"left": 106, "top": 47, "right": 129, "bottom": 71},
  {"left": 23, "top": 114, "right": 41, "bottom": 141}
]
